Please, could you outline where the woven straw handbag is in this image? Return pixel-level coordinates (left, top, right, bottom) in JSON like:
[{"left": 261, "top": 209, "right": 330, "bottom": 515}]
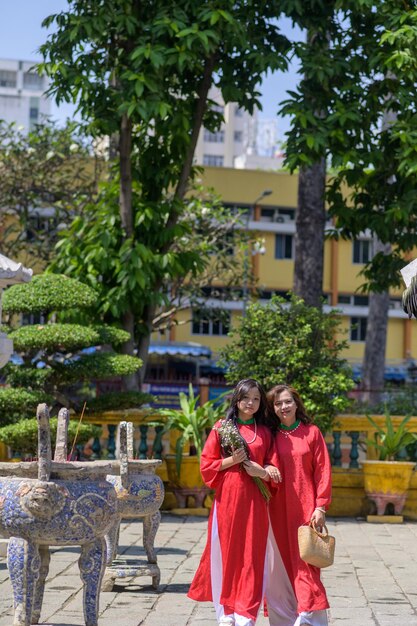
[{"left": 298, "top": 521, "right": 335, "bottom": 568}]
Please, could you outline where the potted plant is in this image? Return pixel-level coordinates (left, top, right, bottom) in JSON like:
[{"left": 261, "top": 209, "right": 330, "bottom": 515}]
[
  {"left": 156, "top": 384, "right": 228, "bottom": 508},
  {"left": 363, "top": 413, "right": 417, "bottom": 517}
]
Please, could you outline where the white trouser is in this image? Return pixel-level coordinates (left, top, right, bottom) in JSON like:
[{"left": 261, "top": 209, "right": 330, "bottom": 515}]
[
  {"left": 211, "top": 503, "right": 256, "bottom": 626},
  {"left": 265, "top": 525, "right": 328, "bottom": 626},
  {"left": 294, "top": 611, "right": 328, "bottom": 626}
]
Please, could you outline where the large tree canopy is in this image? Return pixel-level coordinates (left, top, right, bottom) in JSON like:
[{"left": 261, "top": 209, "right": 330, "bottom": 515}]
[{"left": 38, "top": 0, "right": 291, "bottom": 388}]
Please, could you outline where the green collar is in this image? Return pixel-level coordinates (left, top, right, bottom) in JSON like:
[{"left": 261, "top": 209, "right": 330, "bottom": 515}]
[
  {"left": 237, "top": 417, "right": 255, "bottom": 425},
  {"left": 279, "top": 419, "right": 300, "bottom": 431}
]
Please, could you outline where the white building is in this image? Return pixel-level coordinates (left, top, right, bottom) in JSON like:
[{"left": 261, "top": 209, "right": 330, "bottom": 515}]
[
  {"left": 194, "top": 87, "right": 258, "bottom": 168},
  {"left": 0, "top": 59, "right": 50, "bottom": 130}
]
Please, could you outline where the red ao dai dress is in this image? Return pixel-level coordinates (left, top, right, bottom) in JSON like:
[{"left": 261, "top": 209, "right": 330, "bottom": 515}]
[
  {"left": 188, "top": 419, "right": 279, "bottom": 625},
  {"left": 266, "top": 421, "right": 332, "bottom": 626}
]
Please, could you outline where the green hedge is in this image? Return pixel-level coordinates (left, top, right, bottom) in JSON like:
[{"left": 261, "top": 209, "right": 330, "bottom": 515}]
[
  {"left": 3, "top": 274, "right": 97, "bottom": 314},
  {"left": 9, "top": 324, "right": 101, "bottom": 352},
  {"left": 0, "top": 388, "right": 51, "bottom": 424},
  {"left": 8, "top": 323, "right": 130, "bottom": 353},
  {"left": 86, "top": 390, "right": 153, "bottom": 413},
  {"left": 4, "top": 365, "right": 52, "bottom": 389},
  {"left": 0, "top": 418, "right": 101, "bottom": 456},
  {"left": 51, "top": 353, "right": 142, "bottom": 384}
]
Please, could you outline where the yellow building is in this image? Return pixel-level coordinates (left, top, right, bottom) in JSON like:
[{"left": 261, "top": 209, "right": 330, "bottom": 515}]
[{"left": 165, "top": 166, "right": 415, "bottom": 378}]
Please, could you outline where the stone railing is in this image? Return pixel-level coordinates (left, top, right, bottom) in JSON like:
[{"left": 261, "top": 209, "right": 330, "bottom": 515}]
[
  {"left": 328, "top": 414, "right": 417, "bottom": 468},
  {"left": 83, "top": 409, "right": 165, "bottom": 461}
]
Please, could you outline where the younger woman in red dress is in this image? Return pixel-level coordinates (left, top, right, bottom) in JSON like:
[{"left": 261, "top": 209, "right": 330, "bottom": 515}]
[
  {"left": 265, "top": 384, "right": 332, "bottom": 626},
  {"left": 188, "top": 378, "right": 281, "bottom": 626}
]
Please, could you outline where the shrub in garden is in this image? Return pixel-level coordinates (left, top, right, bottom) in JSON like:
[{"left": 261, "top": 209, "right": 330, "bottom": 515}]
[
  {"left": 220, "top": 294, "right": 354, "bottom": 433},
  {"left": 0, "top": 273, "right": 149, "bottom": 426}
]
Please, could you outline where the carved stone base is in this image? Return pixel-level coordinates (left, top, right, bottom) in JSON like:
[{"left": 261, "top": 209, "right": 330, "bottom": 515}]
[
  {"left": 367, "top": 492, "right": 408, "bottom": 516},
  {"left": 102, "top": 557, "right": 160, "bottom": 591},
  {"left": 172, "top": 486, "right": 210, "bottom": 509}
]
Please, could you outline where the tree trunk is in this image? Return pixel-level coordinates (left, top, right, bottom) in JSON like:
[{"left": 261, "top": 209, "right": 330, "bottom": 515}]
[
  {"left": 136, "top": 304, "right": 157, "bottom": 387},
  {"left": 174, "top": 54, "right": 216, "bottom": 202},
  {"left": 360, "top": 240, "right": 391, "bottom": 406},
  {"left": 121, "top": 310, "right": 139, "bottom": 391},
  {"left": 293, "top": 159, "right": 326, "bottom": 307},
  {"left": 119, "top": 56, "right": 216, "bottom": 391},
  {"left": 119, "top": 112, "right": 133, "bottom": 237}
]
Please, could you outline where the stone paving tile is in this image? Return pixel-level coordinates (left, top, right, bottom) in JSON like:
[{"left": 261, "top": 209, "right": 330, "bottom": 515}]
[{"left": 2, "top": 516, "right": 417, "bottom": 625}]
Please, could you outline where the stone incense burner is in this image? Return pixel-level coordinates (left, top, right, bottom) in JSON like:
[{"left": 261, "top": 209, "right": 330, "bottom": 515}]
[
  {"left": 103, "top": 421, "right": 164, "bottom": 590},
  {"left": 0, "top": 404, "right": 119, "bottom": 626}
]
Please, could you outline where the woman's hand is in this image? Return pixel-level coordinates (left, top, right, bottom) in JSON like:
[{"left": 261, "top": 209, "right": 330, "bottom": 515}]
[
  {"left": 242, "top": 460, "right": 268, "bottom": 478},
  {"left": 311, "top": 508, "right": 326, "bottom": 531},
  {"left": 220, "top": 447, "right": 247, "bottom": 471},
  {"left": 265, "top": 465, "right": 282, "bottom": 483},
  {"left": 231, "top": 447, "right": 247, "bottom": 465}
]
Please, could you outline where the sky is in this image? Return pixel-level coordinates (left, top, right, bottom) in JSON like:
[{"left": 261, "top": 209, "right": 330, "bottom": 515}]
[{"left": 0, "top": 1, "right": 301, "bottom": 138}]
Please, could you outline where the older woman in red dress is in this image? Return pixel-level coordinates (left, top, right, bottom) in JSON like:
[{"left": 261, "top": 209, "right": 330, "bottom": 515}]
[{"left": 265, "top": 384, "right": 332, "bottom": 626}]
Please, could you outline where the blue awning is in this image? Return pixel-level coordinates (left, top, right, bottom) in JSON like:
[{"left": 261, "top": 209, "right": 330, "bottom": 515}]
[
  {"left": 149, "top": 341, "right": 211, "bottom": 358},
  {"left": 351, "top": 364, "right": 407, "bottom": 383}
]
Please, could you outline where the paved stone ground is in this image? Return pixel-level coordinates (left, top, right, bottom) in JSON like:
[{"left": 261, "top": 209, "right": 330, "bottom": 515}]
[{"left": 1, "top": 515, "right": 417, "bottom": 625}]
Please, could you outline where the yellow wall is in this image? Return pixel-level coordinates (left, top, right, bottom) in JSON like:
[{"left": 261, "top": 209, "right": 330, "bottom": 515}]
[
  {"left": 200, "top": 167, "right": 298, "bottom": 206},
  {"left": 177, "top": 167, "right": 415, "bottom": 365},
  {"left": 258, "top": 232, "right": 293, "bottom": 290}
]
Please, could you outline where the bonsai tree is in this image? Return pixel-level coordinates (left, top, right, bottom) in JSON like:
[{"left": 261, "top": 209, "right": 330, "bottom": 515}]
[
  {"left": 220, "top": 294, "right": 354, "bottom": 433},
  {"left": 0, "top": 273, "right": 151, "bottom": 426}
]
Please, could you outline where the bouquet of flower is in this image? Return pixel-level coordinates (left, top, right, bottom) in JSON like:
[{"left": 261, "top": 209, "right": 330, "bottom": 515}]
[{"left": 215, "top": 418, "right": 271, "bottom": 502}]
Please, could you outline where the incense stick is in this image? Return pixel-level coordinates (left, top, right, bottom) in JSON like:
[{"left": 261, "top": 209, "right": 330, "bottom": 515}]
[{"left": 68, "top": 401, "right": 87, "bottom": 461}]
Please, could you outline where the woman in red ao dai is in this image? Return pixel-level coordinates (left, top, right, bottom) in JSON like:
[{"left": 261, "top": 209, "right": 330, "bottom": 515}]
[
  {"left": 188, "top": 379, "right": 281, "bottom": 626},
  {"left": 265, "top": 385, "right": 331, "bottom": 626}
]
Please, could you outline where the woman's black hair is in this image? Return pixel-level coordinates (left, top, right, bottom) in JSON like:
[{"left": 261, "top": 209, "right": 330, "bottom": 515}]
[{"left": 225, "top": 378, "right": 278, "bottom": 433}]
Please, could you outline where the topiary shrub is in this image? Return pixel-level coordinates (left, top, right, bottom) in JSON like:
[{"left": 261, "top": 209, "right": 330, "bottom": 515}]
[
  {"left": 0, "top": 272, "right": 146, "bottom": 422},
  {"left": 220, "top": 293, "right": 355, "bottom": 433},
  {"left": 2, "top": 273, "right": 97, "bottom": 314},
  {"left": 0, "top": 388, "right": 53, "bottom": 424},
  {"left": 85, "top": 391, "right": 154, "bottom": 413},
  {"left": 0, "top": 418, "right": 101, "bottom": 457}
]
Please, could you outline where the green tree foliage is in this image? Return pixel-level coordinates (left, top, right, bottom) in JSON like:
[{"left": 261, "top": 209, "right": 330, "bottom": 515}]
[
  {"left": 0, "top": 273, "right": 147, "bottom": 425},
  {"left": 219, "top": 295, "right": 354, "bottom": 433},
  {"left": 0, "top": 418, "right": 101, "bottom": 457},
  {"left": 38, "top": 0, "right": 290, "bottom": 388},
  {"left": 0, "top": 120, "right": 102, "bottom": 264},
  {"left": 280, "top": 0, "right": 417, "bottom": 292}
]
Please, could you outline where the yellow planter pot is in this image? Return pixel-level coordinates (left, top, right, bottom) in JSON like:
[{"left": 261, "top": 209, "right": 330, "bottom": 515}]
[
  {"left": 165, "top": 454, "right": 210, "bottom": 509},
  {"left": 165, "top": 454, "right": 204, "bottom": 489},
  {"left": 362, "top": 460, "right": 415, "bottom": 516}
]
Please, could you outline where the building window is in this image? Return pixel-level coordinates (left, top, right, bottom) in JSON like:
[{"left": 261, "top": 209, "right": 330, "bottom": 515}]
[
  {"left": 337, "top": 294, "right": 351, "bottom": 304},
  {"left": 0, "top": 70, "right": 17, "bottom": 88},
  {"left": 235, "top": 105, "right": 243, "bottom": 117},
  {"left": 275, "top": 234, "right": 294, "bottom": 260},
  {"left": 203, "top": 129, "right": 225, "bottom": 143},
  {"left": 337, "top": 294, "right": 369, "bottom": 306},
  {"left": 353, "top": 240, "right": 372, "bottom": 264},
  {"left": 29, "top": 96, "right": 40, "bottom": 127},
  {"left": 192, "top": 310, "right": 230, "bottom": 336},
  {"left": 350, "top": 317, "right": 367, "bottom": 342},
  {"left": 203, "top": 154, "right": 224, "bottom": 167},
  {"left": 234, "top": 130, "right": 243, "bottom": 142},
  {"left": 23, "top": 72, "right": 44, "bottom": 90},
  {"left": 353, "top": 295, "right": 369, "bottom": 306}
]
